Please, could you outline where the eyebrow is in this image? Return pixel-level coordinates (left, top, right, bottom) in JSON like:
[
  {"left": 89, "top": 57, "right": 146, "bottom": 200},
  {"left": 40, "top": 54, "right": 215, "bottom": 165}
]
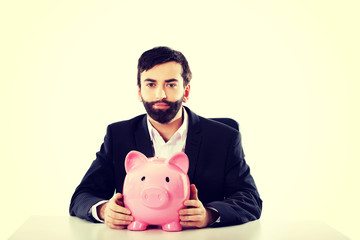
[{"left": 144, "top": 78, "right": 179, "bottom": 83}]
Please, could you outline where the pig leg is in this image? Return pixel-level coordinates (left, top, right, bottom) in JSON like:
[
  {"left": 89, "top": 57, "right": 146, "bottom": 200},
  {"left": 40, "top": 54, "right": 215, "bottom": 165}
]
[
  {"left": 162, "top": 221, "right": 182, "bottom": 231},
  {"left": 127, "top": 221, "right": 148, "bottom": 231}
]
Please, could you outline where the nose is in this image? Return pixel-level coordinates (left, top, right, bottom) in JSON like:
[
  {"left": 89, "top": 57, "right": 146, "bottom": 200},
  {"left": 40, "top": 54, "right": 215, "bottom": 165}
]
[
  {"left": 141, "top": 187, "right": 169, "bottom": 209},
  {"left": 155, "top": 86, "right": 167, "bottom": 100}
]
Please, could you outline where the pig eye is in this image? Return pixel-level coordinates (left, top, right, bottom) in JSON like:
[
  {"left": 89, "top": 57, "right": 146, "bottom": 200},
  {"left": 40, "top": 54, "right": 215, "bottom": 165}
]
[
  {"left": 141, "top": 176, "right": 145, "bottom": 181},
  {"left": 165, "top": 177, "right": 170, "bottom": 182}
]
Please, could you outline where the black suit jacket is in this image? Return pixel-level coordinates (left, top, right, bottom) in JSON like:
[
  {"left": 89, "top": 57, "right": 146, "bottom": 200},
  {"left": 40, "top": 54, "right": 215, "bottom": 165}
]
[{"left": 69, "top": 107, "right": 262, "bottom": 227}]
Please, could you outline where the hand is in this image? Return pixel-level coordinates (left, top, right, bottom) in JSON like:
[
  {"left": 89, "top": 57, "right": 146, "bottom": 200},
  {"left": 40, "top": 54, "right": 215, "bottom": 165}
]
[
  {"left": 97, "top": 193, "right": 133, "bottom": 229},
  {"left": 179, "top": 184, "right": 218, "bottom": 228}
]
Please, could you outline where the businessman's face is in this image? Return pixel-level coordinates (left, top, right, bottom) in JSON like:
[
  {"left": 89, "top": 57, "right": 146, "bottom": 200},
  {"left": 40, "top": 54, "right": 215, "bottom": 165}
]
[{"left": 138, "top": 61, "right": 190, "bottom": 124}]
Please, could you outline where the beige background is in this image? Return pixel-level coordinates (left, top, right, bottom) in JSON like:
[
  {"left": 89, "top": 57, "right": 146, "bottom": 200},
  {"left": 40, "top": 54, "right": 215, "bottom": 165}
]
[{"left": 1, "top": 1, "right": 359, "bottom": 239}]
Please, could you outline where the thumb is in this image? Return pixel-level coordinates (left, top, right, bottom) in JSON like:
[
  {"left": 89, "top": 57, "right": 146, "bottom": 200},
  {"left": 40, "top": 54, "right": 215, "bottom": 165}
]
[
  {"left": 114, "top": 193, "right": 123, "bottom": 199},
  {"left": 190, "top": 184, "right": 199, "bottom": 200},
  {"left": 114, "top": 193, "right": 124, "bottom": 205}
]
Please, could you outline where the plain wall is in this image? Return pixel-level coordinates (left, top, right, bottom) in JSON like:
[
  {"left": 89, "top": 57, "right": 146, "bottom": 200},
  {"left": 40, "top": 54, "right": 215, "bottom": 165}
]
[{"left": 1, "top": 1, "right": 359, "bottom": 239}]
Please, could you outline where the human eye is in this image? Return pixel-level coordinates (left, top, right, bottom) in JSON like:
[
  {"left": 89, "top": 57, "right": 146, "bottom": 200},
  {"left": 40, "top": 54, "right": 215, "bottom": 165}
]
[
  {"left": 167, "top": 83, "right": 177, "bottom": 88},
  {"left": 146, "top": 82, "right": 156, "bottom": 88}
]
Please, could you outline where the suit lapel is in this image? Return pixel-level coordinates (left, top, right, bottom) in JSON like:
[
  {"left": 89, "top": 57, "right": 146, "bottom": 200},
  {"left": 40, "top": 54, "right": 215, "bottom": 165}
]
[
  {"left": 184, "top": 107, "right": 202, "bottom": 183},
  {"left": 134, "top": 108, "right": 202, "bottom": 182},
  {"left": 134, "top": 115, "right": 154, "bottom": 158}
]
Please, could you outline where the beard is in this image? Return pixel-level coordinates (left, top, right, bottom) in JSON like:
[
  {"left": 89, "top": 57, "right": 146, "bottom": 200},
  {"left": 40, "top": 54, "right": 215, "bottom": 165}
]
[{"left": 141, "top": 96, "right": 184, "bottom": 124}]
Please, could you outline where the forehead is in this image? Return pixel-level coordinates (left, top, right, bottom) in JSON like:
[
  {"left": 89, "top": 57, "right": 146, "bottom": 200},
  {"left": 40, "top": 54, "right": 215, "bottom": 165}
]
[{"left": 140, "top": 61, "right": 183, "bottom": 82}]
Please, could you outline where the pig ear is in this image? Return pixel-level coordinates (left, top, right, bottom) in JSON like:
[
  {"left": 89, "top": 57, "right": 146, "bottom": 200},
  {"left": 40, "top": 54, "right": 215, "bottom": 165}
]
[
  {"left": 168, "top": 152, "right": 189, "bottom": 174},
  {"left": 125, "top": 151, "right": 147, "bottom": 173}
]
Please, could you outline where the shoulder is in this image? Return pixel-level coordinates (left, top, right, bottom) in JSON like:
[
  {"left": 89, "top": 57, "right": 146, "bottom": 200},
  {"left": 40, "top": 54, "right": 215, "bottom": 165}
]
[
  {"left": 199, "top": 117, "right": 239, "bottom": 132},
  {"left": 186, "top": 106, "right": 240, "bottom": 139},
  {"left": 107, "top": 114, "right": 146, "bottom": 132},
  {"left": 199, "top": 116, "right": 240, "bottom": 139},
  {"left": 187, "top": 107, "right": 239, "bottom": 133}
]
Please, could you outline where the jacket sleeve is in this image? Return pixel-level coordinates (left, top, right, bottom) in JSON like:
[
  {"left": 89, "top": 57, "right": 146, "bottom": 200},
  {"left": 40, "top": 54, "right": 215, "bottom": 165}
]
[
  {"left": 205, "top": 131, "right": 262, "bottom": 227},
  {"left": 69, "top": 125, "right": 116, "bottom": 222}
]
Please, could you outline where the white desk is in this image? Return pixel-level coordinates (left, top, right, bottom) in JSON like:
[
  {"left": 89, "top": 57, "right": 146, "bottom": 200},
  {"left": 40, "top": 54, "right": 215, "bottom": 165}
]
[{"left": 9, "top": 216, "right": 350, "bottom": 240}]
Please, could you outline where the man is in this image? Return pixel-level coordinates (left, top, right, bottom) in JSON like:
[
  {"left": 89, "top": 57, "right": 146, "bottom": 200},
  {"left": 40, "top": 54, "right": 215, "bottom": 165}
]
[{"left": 69, "top": 46, "right": 262, "bottom": 229}]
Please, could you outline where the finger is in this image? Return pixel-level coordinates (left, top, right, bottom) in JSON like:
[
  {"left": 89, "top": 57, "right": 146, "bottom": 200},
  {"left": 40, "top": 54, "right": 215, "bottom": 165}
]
[
  {"left": 189, "top": 184, "right": 199, "bottom": 200},
  {"left": 180, "top": 215, "right": 204, "bottom": 222},
  {"left": 106, "top": 215, "right": 133, "bottom": 226},
  {"left": 114, "top": 192, "right": 123, "bottom": 199},
  {"left": 106, "top": 221, "right": 127, "bottom": 229},
  {"left": 179, "top": 207, "right": 204, "bottom": 216},
  {"left": 107, "top": 210, "right": 134, "bottom": 221},
  {"left": 106, "top": 218, "right": 132, "bottom": 226},
  {"left": 114, "top": 193, "right": 124, "bottom": 206},
  {"left": 180, "top": 220, "right": 204, "bottom": 228},
  {"left": 108, "top": 200, "right": 131, "bottom": 215},
  {"left": 183, "top": 200, "right": 201, "bottom": 208},
  {"left": 108, "top": 203, "right": 131, "bottom": 215}
]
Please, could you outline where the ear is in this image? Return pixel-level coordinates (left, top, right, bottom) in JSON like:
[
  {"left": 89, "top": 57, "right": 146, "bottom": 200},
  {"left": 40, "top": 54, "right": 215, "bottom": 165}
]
[
  {"left": 168, "top": 152, "right": 189, "bottom": 174},
  {"left": 183, "top": 84, "right": 190, "bottom": 103},
  {"left": 138, "top": 87, "right": 143, "bottom": 102},
  {"left": 125, "top": 150, "right": 147, "bottom": 173}
]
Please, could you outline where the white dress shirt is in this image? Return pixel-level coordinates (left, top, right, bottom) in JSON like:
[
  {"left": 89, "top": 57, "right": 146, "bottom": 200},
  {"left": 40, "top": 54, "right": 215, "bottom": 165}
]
[{"left": 147, "top": 108, "right": 188, "bottom": 159}]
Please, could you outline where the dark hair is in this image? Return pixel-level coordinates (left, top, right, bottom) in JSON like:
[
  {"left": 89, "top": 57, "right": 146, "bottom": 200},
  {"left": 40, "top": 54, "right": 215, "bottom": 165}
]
[{"left": 137, "top": 46, "right": 192, "bottom": 87}]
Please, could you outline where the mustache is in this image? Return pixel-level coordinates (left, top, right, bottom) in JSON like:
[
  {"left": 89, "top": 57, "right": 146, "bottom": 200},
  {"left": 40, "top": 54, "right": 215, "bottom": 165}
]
[{"left": 148, "top": 99, "right": 173, "bottom": 105}]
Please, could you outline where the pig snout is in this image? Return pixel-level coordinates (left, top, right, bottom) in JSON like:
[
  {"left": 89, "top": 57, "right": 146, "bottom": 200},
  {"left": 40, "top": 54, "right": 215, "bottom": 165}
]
[{"left": 141, "top": 187, "right": 169, "bottom": 208}]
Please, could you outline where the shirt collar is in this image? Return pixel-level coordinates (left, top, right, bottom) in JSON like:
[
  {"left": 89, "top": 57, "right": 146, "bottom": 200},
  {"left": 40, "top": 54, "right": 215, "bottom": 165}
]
[{"left": 147, "top": 107, "right": 188, "bottom": 144}]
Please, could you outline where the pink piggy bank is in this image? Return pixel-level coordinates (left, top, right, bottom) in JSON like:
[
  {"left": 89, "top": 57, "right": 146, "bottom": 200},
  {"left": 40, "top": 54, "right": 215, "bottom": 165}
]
[{"left": 123, "top": 151, "right": 190, "bottom": 231}]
